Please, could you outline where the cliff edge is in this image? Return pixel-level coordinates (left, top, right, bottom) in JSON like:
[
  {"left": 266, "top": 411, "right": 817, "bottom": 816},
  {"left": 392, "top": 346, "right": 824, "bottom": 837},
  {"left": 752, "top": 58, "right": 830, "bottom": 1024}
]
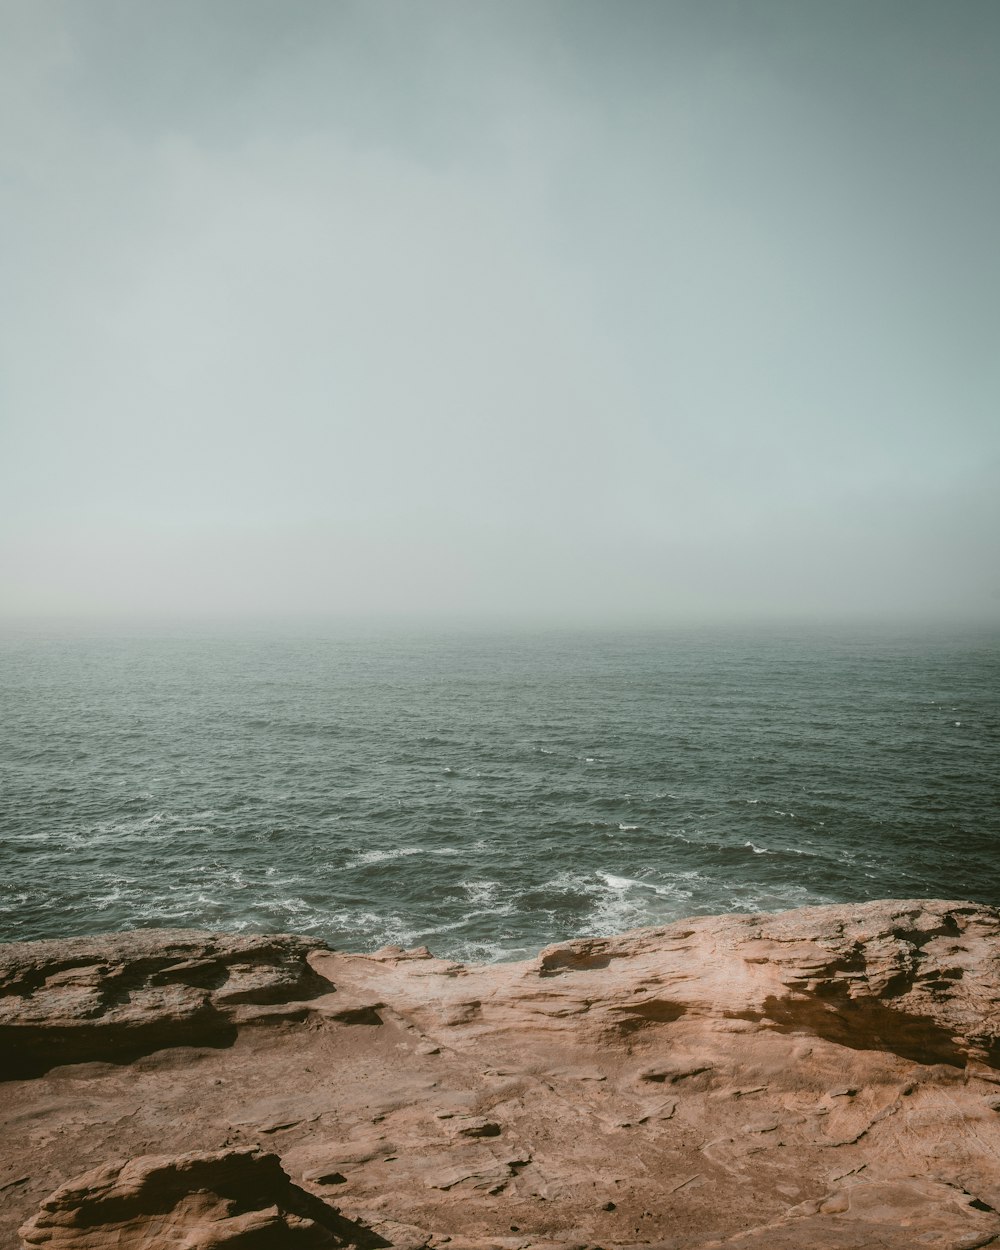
[{"left": 4, "top": 899, "right": 1000, "bottom": 1249}]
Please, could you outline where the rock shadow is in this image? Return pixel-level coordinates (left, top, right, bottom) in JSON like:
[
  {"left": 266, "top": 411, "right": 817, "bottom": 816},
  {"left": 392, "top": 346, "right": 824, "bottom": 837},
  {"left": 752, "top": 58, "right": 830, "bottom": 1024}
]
[
  {"left": 760, "top": 992, "right": 996, "bottom": 1069},
  {"left": 1, "top": 1010, "right": 240, "bottom": 1080}
]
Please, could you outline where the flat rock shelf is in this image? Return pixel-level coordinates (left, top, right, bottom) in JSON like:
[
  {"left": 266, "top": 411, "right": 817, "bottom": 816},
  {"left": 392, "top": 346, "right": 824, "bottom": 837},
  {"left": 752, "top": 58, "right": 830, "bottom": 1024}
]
[{"left": 4, "top": 899, "right": 1000, "bottom": 1249}]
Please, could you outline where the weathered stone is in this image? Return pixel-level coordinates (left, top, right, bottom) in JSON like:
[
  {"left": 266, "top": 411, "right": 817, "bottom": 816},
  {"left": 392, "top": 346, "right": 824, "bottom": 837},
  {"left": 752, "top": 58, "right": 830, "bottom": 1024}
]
[
  {"left": 5, "top": 900, "right": 1000, "bottom": 1250},
  {"left": 18, "top": 1148, "right": 388, "bottom": 1249},
  {"left": 0, "top": 930, "right": 333, "bottom": 1077}
]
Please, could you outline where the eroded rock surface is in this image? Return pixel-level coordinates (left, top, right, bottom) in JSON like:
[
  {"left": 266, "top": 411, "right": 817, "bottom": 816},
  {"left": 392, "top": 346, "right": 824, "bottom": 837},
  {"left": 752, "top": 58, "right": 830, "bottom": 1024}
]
[
  {"left": 321, "top": 898, "right": 1000, "bottom": 1066},
  {"left": 5, "top": 901, "right": 1000, "bottom": 1250},
  {"left": 18, "top": 1147, "right": 387, "bottom": 1248},
  {"left": 0, "top": 929, "right": 331, "bottom": 1077}
]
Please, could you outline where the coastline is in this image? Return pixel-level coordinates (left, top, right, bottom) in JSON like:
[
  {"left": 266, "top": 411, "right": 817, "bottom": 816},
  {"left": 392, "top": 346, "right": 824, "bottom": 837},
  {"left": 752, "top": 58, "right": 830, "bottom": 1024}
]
[{"left": 5, "top": 898, "right": 1000, "bottom": 1249}]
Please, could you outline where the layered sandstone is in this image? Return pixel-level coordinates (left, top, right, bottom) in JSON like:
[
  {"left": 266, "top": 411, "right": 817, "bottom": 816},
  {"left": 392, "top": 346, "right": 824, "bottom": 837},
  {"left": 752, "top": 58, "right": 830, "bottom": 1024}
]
[
  {"left": 0, "top": 930, "right": 331, "bottom": 1077},
  {"left": 3, "top": 900, "right": 1000, "bottom": 1250}
]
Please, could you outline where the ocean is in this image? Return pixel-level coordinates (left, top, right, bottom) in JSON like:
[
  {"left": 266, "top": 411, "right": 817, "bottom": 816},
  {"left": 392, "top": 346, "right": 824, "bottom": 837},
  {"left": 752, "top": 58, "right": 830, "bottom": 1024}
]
[{"left": 2, "top": 623, "right": 998, "bottom": 961}]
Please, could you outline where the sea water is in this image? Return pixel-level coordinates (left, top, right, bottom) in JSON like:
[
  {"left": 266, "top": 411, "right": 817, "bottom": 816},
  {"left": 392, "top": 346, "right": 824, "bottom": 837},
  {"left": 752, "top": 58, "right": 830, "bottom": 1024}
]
[{"left": 1, "top": 623, "right": 998, "bottom": 961}]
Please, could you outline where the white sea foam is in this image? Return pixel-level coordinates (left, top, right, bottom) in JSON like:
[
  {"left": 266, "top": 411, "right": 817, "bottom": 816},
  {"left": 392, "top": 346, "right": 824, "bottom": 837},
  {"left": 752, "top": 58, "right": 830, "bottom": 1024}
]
[
  {"left": 272, "top": 896, "right": 312, "bottom": 915},
  {"left": 599, "top": 871, "right": 655, "bottom": 891},
  {"left": 575, "top": 869, "right": 695, "bottom": 937},
  {"left": 596, "top": 871, "right": 676, "bottom": 896},
  {"left": 67, "top": 820, "right": 173, "bottom": 846},
  {"left": 345, "top": 846, "right": 460, "bottom": 869},
  {"left": 92, "top": 881, "right": 144, "bottom": 910},
  {"left": 452, "top": 939, "right": 527, "bottom": 963},
  {"left": 416, "top": 916, "right": 480, "bottom": 936},
  {"left": 262, "top": 868, "right": 306, "bottom": 887},
  {"left": 135, "top": 905, "right": 197, "bottom": 922},
  {"left": 460, "top": 879, "right": 512, "bottom": 912}
]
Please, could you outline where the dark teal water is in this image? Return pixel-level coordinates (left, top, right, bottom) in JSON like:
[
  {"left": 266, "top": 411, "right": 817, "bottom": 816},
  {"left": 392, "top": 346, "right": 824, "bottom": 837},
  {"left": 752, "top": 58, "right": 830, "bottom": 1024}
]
[{"left": 1, "top": 624, "right": 998, "bottom": 960}]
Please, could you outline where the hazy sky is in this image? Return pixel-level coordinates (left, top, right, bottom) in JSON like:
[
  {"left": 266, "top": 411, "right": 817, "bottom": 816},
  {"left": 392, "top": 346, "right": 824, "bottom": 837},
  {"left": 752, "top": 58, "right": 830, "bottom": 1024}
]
[{"left": 2, "top": 0, "right": 998, "bottom": 624}]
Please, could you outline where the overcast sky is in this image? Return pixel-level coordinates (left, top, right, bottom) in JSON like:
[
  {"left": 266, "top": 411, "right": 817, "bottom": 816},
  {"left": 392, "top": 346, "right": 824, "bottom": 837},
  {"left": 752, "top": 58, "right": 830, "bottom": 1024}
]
[{"left": 2, "top": 0, "right": 998, "bottom": 625}]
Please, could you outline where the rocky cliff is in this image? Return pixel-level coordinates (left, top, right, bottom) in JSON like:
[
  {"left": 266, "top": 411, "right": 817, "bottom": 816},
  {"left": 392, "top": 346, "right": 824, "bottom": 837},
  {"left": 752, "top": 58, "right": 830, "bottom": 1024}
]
[{"left": 3, "top": 900, "right": 1000, "bottom": 1250}]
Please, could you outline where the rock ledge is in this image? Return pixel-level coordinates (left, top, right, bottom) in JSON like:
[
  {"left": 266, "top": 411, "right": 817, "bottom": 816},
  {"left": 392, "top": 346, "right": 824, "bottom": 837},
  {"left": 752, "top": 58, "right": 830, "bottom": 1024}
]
[{"left": 4, "top": 899, "right": 1000, "bottom": 1250}]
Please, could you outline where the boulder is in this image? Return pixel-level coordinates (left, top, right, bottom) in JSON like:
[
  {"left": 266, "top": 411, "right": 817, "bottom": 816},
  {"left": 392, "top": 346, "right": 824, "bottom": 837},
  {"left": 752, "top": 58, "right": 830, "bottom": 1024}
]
[{"left": 18, "top": 1147, "right": 389, "bottom": 1249}]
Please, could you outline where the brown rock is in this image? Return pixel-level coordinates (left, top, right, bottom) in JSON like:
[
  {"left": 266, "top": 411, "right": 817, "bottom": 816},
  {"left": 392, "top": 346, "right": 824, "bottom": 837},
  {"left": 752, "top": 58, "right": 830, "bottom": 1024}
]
[
  {"left": 17, "top": 1148, "right": 389, "bottom": 1248},
  {"left": 695, "top": 1176, "right": 1000, "bottom": 1249},
  {"left": 6, "top": 900, "right": 1000, "bottom": 1250},
  {"left": 0, "top": 930, "right": 334, "bottom": 1077}
]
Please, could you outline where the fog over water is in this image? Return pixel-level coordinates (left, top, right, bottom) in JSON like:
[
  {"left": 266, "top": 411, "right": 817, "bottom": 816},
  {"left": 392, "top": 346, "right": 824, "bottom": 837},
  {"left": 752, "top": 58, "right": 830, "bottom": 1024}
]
[
  {"left": 2, "top": 1, "right": 999, "bottom": 625},
  {"left": 2, "top": 5, "right": 999, "bottom": 955}
]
